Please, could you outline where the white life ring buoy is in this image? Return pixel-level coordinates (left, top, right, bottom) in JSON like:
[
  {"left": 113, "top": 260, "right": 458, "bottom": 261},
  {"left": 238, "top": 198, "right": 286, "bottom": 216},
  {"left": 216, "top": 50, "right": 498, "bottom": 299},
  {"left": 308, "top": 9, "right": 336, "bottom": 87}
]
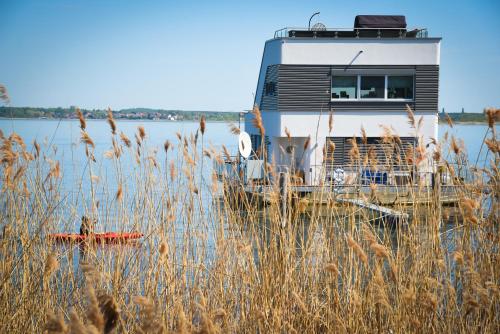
[
  {"left": 238, "top": 132, "right": 251, "bottom": 159},
  {"left": 333, "top": 168, "right": 345, "bottom": 185}
]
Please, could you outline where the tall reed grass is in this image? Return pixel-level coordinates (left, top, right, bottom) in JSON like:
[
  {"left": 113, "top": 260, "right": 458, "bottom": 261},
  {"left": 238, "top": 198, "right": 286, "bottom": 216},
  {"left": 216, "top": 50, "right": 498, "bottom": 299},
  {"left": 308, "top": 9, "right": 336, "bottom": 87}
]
[{"left": 0, "top": 108, "right": 498, "bottom": 333}]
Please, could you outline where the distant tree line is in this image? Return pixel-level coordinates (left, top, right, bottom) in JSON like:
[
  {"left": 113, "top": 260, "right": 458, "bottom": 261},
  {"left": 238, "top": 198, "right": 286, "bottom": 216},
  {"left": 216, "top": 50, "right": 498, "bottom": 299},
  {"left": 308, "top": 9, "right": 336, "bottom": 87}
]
[
  {"left": 0, "top": 106, "right": 493, "bottom": 124},
  {"left": 0, "top": 106, "right": 240, "bottom": 122},
  {"left": 438, "top": 111, "right": 491, "bottom": 123}
]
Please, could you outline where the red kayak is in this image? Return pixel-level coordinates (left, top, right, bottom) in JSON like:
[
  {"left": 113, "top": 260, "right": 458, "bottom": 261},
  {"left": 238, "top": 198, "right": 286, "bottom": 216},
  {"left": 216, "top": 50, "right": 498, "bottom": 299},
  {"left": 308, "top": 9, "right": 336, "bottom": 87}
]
[{"left": 50, "top": 232, "right": 143, "bottom": 243}]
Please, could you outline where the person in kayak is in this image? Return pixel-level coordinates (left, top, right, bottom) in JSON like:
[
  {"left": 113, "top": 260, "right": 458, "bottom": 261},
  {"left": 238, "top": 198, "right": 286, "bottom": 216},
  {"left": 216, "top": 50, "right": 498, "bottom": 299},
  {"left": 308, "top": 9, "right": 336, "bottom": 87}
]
[{"left": 80, "top": 216, "right": 96, "bottom": 235}]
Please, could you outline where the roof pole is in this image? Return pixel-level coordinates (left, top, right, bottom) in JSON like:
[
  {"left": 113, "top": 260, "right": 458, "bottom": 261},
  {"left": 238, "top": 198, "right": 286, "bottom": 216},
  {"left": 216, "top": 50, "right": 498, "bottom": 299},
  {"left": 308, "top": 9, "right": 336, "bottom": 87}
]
[{"left": 308, "top": 12, "right": 320, "bottom": 30}]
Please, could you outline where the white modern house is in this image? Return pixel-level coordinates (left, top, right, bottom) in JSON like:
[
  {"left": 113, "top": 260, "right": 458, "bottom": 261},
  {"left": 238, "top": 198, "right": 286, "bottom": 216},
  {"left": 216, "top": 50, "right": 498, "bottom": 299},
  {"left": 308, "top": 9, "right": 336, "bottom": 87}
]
[{"left": 244, "top": 15, "right": 441, "bottom": 187}]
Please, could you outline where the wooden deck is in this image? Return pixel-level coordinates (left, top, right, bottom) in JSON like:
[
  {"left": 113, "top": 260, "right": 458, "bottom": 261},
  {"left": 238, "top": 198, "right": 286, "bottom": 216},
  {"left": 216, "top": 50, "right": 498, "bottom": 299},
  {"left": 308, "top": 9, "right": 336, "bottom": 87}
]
[
  {"left": 336, "top": 197, "right": 409, "bottom": 220},
  {"left": 241, "top": 184, "right": 460, "bottom": 206}
]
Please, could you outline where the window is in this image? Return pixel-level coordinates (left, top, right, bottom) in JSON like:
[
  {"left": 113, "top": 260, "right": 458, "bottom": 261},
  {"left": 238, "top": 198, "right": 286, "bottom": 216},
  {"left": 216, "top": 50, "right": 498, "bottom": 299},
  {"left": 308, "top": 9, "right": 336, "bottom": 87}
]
[
  {"left": 387, "top": 76, "right": 413, "bottom": 100},
  {"left": 265, "top": 82, "right": 276, "bottom": 96},
  {"left": 360, "top": 76, "right": 385, "bottom": 99},
  {"left": 331, "top": 74, "right": 415, "bottom": 101},
  {"left": 332, "top": 76, "right": 357, "bottom": 99}
]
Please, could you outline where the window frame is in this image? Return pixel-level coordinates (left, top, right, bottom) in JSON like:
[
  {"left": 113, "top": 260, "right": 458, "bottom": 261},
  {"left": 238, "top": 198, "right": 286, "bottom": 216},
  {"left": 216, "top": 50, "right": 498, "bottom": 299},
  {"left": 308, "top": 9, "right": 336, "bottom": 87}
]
[
  {"left": 386, "top": 75, "right": 415, "bottom": 101},
  {"left": 331, "top": 75, "right": 358, "bottom": 101},
  {"left": 359, "top": 75, "right": 386, "bottom": 101},
  {"left": 331, "top": 74, "right": 415, "bottom": 102}
]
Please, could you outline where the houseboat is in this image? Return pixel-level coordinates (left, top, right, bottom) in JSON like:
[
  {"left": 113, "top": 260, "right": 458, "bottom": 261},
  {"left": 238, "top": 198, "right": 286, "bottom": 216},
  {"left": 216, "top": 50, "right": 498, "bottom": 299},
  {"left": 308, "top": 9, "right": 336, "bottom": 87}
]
[{"left": 243, "top": 15, "right": 441, "bottom": 190}]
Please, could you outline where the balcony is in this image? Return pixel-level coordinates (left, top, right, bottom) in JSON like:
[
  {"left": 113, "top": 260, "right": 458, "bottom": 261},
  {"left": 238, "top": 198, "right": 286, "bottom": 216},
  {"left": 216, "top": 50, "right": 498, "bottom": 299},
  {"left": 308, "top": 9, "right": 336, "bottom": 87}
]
[{"left": 273, "top": 27, "right": 429, "bottom": 39}]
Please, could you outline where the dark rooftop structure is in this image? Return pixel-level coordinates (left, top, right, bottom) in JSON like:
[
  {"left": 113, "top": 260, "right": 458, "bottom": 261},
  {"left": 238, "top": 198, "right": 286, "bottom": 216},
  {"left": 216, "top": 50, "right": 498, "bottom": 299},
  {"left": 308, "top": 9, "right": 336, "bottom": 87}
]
[
  {"left": 354, "top": 15, "right": 406, "bottom": 29},
  {"left": 274, "top": 15, "right": 428, "bottom": 39}
]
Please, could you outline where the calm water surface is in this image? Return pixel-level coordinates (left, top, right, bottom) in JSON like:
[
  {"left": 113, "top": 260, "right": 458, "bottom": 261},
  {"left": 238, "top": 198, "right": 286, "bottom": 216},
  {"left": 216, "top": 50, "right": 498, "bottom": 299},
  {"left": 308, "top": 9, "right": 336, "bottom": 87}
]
[
  {"left": 0, "top": 118, "right": 494, "bottom": 169},
  {"left": 0, "top": 119, "right": 496, "bottom": 273},
  {"left": 0, "top": 119, "right": 496, "bottom": 230}
]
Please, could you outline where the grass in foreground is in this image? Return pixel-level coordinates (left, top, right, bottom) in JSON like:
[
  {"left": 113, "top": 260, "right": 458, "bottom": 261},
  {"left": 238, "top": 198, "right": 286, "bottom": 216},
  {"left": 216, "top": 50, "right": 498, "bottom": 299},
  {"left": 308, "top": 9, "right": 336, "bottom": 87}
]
[{"left": 0, "top": 107, "right": 499, "bottom": 333}]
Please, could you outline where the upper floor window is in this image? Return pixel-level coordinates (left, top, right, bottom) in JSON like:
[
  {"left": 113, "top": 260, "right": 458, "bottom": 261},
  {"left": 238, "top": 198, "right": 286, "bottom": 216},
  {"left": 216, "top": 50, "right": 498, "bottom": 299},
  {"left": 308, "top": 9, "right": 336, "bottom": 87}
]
[
  {"left": 331, "top": 74, "right": 414, "bottom": 101},
  {"left": 332, "top": 76, "right": 357, "bottom": 100},
  {"left": 387, "top": 76, "right": 414, "bottom": 100},
  {"left": 360, "top": 76, "right": 385, "bottom": 99}
]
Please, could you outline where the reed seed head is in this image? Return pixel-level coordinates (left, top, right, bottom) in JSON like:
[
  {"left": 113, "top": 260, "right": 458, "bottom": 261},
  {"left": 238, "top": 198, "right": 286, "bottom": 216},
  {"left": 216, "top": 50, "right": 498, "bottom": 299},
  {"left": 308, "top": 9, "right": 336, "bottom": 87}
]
[
  {"left": 406, "top": 104, "right": 416, "bottom": 128},
  {"left": 44, "top": 311, "right": 68, "bottom": 334},
  {"left": 303, "top": 135, "right": 311, "bottom": 151},
  {"left": 164, "top": 140, "right": 171, "bottom": 155},
  {"left": 450, "top": 136, "right": 460, "bottom": 155},
  {"left": 346, "top": 234, "right": 368, "bottom": 264},
  {"left": 251, "top": 105, "right": 265, "bottom": 136},
  {"left": 484, "top": 107, "right": 497, "bottom": 128},
  {"left": 200, "top": 115, "right": 206, "bottom": 135},
  {"left": 444, "top": 112, "right": 454, "bottom": 128},
  {"left": 228, "top": 123, "right": 240, "bottom": 135},
  {"left": 119, "top": 132, "right": 131, "bottom": 148},
  {"left": 159, "top": 241, "right": 168, "bottom": 258},
  {"left": 370, "top": 243, "right": 390, "bottom": 259},
  {"left": 138, "top": 126, "right": 146, "bottom": 141},
  {"left": 76, "top": 108, "right": 86, "bottom": 130},
  {"left": 361, "top": 126, "right": 367, "bottom": 145},
  {"left": 324, "top": 263, "right": 339, "bottom": 276},
  {"left": 0, "top": 84, "right": 10, "bottom": 104},
  {"left": 43, "top": 253, "right": 59, "bottom": 280},
  {"left": 107, "top": 108, "right": 116, "bottom": 135},
  {"left": 115, "top": 184, "right": 122, "bottom": 201},
  {"left": 81, "top": 131, "right": 95, "bottom": 148}
]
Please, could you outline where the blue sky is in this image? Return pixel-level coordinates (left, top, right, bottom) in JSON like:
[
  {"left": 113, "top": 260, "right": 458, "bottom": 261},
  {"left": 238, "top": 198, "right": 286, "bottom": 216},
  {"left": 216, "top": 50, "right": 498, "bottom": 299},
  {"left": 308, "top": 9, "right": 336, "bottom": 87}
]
[{"left": 0, "top": 0, "right": 499, "bottom": 112}]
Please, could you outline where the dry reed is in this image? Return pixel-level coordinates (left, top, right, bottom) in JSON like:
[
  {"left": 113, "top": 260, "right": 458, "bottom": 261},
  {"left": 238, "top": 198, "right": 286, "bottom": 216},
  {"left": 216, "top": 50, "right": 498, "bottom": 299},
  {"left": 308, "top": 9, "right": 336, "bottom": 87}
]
[{"left": 0, "top": 107, "right": 498, "bottom": 333}]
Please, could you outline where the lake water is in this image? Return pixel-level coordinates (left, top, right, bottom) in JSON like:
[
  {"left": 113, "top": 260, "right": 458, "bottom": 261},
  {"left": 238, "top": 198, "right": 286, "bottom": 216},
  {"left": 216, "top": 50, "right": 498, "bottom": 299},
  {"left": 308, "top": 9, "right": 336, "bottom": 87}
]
[
  {"left": 0, "top": 118, "right": 494, "bottom": 170},
  {"left": 0, "top": 119, "right": 496, "bottom": 275},
  {"left": 0, "top": 118, "right": 496, "bottom": 232}
]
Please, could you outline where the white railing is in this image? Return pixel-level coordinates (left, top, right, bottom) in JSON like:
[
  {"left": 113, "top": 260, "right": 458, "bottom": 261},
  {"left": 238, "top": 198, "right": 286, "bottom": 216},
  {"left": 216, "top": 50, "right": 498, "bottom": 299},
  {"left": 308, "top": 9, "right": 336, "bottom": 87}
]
[{"left": 273, "top": 27, "right": 429, "bottom": 39}]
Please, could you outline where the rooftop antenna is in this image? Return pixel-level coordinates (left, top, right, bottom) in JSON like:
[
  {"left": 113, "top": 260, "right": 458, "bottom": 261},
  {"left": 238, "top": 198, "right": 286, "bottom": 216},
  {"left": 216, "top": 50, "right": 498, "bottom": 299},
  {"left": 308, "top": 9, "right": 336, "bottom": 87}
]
[{"left": 308, "top": 12, "right": 320, "bottom": 30}]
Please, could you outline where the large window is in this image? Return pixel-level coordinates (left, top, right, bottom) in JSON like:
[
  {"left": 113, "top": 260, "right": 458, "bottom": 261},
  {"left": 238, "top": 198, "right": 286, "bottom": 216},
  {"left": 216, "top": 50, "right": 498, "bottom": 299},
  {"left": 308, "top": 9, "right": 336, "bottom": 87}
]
[
  {"left": 331, "top": 76, "right": 357, "bottom": 100},
  {"left": 387, "top": 76, "right": 414, "bottom": 99},
  {"left": 360, "top": 76, "right": 385, "bottom": 99},
  {"left": 331, "top": 74, "right": 414, "bottom": 101},
  {"left": 265, "top": 82, "right": 276, "bottom": 96}
]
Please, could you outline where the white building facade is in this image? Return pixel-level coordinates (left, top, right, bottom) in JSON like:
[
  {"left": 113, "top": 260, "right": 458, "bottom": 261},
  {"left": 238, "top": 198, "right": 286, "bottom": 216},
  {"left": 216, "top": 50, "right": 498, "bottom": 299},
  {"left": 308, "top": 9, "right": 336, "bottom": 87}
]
[{"left": 245, "top": 20, "right": 441, "bottom": 186}]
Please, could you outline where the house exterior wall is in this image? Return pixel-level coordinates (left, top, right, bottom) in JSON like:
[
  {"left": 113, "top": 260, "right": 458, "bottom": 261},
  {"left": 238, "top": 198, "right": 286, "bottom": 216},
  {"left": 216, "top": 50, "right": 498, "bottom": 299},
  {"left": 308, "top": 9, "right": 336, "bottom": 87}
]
[
  {"left": 253, "top": 37, "right": 441, "bottom": 108},
  {"left": 260, "top": 65, "right": 279, "bottom": 111},
  {"left": 280, "top": 38, "right": 441, "bottom": 66},
  {"left": 259, "top": 64, "right": 439, "bottom": 113},
  {"left": 254, "top": 39, "right": 282, "bottom": 111},
  {"left": 246, "top": 36, "right": 441, "bottom": 186},
  {"left": 257, "top": 111, "right": 438, "bottom": 185}
]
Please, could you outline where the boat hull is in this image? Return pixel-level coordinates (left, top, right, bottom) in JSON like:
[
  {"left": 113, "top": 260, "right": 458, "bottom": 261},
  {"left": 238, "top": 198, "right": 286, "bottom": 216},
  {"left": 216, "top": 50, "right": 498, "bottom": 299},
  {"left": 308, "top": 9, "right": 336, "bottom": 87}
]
[{"left": 49, "top": 232, "right": 143, "bottom": 243}]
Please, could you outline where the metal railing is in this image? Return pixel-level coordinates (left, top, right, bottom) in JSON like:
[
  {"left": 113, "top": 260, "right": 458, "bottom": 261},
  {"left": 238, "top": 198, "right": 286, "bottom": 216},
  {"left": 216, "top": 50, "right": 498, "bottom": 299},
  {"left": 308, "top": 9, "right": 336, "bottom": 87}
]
[
  {"left": 273, "top": 27, "right": 429, "bottom": 39},
  {"left": 214, "top": 158, "right": 467, "bottom": 189}
]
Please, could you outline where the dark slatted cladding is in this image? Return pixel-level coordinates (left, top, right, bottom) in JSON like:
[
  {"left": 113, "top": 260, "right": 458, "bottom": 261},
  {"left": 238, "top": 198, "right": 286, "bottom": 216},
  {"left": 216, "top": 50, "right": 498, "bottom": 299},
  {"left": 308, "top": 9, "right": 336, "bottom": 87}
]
[
  {"left": 260, "top": 65, "right": 279, "bottom": 111},
  {"left": 259, "top": 65, "right": 439, "bottom": 113},
  {"left": 278, "top": 65, "right": 331, "bottom": 111},
  {"left": 415, "top": 65, "right": 439, "bottom": 112},
  {"left": 325, "top": 137, "right": 417, "bottom": 170}
]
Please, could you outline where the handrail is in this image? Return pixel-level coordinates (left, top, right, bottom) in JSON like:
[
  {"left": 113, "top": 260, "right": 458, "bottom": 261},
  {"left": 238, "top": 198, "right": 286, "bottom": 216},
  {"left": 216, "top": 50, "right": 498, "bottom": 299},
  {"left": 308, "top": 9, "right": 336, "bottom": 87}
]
[
  {"left": 273, "top": 27, "right": 429, "bottom": 39},
  {"left": 215, "top": 159, "right": 470, "bottom": 187}
]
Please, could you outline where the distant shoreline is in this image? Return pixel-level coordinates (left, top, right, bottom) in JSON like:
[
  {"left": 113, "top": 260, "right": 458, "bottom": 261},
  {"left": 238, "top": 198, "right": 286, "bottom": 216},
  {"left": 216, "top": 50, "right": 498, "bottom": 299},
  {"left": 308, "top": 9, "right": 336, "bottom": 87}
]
[
  {"left": 0, "top": 117, "right": 236, "bottom": 123},
  {"left": 0, "top": 107, "right": 240, "bottom": 122},
  {"left": 437, "top": 120, "right": 487, "bottom": 125},
  {"left": 1, "top": 117, "right": 494, "bottom": 126}
]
